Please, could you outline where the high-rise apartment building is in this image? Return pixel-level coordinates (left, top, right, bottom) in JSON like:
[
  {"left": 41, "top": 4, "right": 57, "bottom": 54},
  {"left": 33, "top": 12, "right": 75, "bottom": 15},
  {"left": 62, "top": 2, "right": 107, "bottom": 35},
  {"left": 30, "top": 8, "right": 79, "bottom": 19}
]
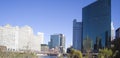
[
  {"left": 0, "top": 24, "right": 43, "bottom": 51},
  {"left": 82, "top": 0, "right": 111, "bottom": 50},
  {"left": 0, "top": 24, "right": 19, "bottom": 51},
  {"left": 73, "top": 19, "right": 82, "bottom": 50},
  {"left": 111, "top": 22, "right": 115, "bottom": 41}
]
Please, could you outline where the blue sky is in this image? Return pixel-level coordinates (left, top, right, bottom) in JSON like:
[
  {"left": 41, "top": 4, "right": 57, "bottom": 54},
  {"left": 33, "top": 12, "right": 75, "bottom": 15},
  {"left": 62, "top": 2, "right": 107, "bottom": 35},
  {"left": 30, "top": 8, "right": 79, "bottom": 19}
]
[{"left": 0, "top": 0, "right": 120, "bottom": 48}]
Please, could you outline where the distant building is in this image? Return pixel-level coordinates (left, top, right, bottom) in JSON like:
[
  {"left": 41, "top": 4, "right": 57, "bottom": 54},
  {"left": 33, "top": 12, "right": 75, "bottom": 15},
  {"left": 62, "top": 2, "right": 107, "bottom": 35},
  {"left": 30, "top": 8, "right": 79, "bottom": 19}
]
[
  {"left": 0, "top": 24, "right": 43, "bottom": 51},
  {"left": 82, "top": 0, "right": 111, "bottom": 50},
  {"left": 116, "top": 27, "right": 120, "bottom": 39},
  {"left": 41, "top": 44, "right": 49, "bottom": 52},
  {"left": 51, "top": 34, "right": 60, "bottom": 48},
  {"left": 60, "top": 34, "right": 65, "bottom": 53},
  {"left": 111, "top": 22, "right": 115, "bottom": 41},
  {"left": 48, "top": 41, "right": 52, "bottom": 49},
  {"left": 38, "top": 32, "right": 44, "bottom": 44},
  {"left": 0, "top": 46, "right": 7, "bottom": 52},
  {"left": 73, "top": 19, "right": 82, "bottom": 50},
  {"left": 48, "top": 34, "right": 65, "bottom": 53},
  {"left": 0, "top": 24, "right": 19, "bottom": 51}
]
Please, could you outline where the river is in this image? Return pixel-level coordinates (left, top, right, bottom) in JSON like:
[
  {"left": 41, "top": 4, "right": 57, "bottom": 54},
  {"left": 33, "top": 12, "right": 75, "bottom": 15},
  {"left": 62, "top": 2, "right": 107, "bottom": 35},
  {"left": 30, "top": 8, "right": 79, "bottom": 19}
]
[{"left": 38, "top": 56, "right": 67, "bottom": 58}]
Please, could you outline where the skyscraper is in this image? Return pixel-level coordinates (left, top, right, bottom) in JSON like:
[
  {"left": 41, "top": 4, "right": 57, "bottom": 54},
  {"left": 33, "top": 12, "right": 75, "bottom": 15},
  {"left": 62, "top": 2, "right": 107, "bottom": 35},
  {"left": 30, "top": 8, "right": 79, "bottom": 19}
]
[
  {"left": 73, "top": 19, "right": 82, "bottom": 50},
  {"left": 116, "top": 27, "right": 120, "bottom": 39},
  {"left": 82, "top": 0, "right": 111, "bottom": 50},
  {"left": 60, "top": 34, "right": 65, "bottom": 53},
  {"left": 111, "top": 22, "right": 115, "bottom": 41}
]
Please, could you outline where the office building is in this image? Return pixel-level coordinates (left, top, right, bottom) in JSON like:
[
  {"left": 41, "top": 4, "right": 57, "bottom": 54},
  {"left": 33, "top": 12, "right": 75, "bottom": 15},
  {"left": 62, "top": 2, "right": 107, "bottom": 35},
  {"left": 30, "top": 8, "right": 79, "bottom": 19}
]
[
  {"left": 41, "top": 44, "right": 49, "bottom": 52},
  {"left": 48, "top": 34, "right": 65, "bottom": 53},
  {"left": 50, "top": 34, "right": 61, "bottom": 48},
  {"left": 73, "top": 19, "right": 82, "bottom": 50},
  {"left": 60, "top": 34, "right": 65, "bottom": 53},
  {"left": 111, "top": 22, "right": 115, "bottom": 41},
  {"left": 48, "top": 41, "right": 52, "bottom": 49},
  {"left": 116, "top": 27, "right": 120, "bottom": 39},
  {"left": 82, "top": 0, "right": 111, "bottom": 50}
]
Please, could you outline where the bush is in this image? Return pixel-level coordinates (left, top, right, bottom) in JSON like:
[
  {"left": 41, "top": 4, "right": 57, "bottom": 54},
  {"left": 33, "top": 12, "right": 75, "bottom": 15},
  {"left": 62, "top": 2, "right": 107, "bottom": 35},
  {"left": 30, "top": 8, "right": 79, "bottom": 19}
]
[
  {"left": 98, "top": 48, "right": 112, "bottom": 58},
  {"left": 0, "top": 51, "right": 37, "bottom": 58},
  {"left": 67, "top": 48, "right": 82, "bottom": 58}
]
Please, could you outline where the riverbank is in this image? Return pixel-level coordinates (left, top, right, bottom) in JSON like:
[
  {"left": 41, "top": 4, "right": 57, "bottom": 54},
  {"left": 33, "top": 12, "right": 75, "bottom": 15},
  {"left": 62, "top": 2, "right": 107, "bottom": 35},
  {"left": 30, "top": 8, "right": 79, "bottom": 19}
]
[{"left": 0, "top": 51, "right": 38, "bottom": 58}]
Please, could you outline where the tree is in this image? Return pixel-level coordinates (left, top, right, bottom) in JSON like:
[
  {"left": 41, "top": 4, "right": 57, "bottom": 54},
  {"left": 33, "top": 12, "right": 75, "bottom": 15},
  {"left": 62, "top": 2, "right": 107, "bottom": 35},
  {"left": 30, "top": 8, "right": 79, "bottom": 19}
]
[
  {"left": 73, "top": 50, "right": 82, "bottom": 58},
  {"left": 67, "top": 48, "right": 82, "bottom": 58},
  {"left": 111, "top": 38, "right": 120, "bottom": 58},
  {"left": 98, "top": 48, "right": 112, "bottom": 58}
]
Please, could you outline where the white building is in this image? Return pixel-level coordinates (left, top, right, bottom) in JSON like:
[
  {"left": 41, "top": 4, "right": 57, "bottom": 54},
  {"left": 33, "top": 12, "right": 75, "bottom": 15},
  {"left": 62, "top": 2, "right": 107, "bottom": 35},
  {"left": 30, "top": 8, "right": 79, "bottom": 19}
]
[
  {"left": 30, "top": 32, "right": 43, "bottom": 51},
  {"left": 0, "top": 24, "right": 44, "bottom": 52},
  {"left": 37, "top": 32, "right": 44, "bottom": 44},
  {"left": 111, "top": 22, "right": 115, "bottom": 41},
  {"left": 0, "top": 24, "right": 19, "bottom": 51}
]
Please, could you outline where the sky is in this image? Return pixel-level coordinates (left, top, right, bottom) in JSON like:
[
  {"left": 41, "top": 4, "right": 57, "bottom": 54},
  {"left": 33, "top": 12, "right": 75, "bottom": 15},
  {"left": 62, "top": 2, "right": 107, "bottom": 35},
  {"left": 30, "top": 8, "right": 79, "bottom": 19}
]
[{"left": 0, "top": 0, "right": 120, "bottom": 48}]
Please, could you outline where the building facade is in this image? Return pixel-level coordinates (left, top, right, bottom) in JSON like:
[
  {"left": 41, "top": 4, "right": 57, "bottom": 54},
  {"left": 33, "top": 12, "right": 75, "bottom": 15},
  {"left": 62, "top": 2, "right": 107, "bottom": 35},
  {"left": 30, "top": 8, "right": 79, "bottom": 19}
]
[
  {"left": 0, "top": 24, "right": 19, "bottom": 51},
  {"left": 83, "top": 36, "right": 92, "bottom": 52},
  {"left": 48, "top": 34, "right": 65, "bottom": 53},
  {"left": 73, "top": 19, "right": 82, "bottom": 50},
  {"left": 41, "top": 44, "right": 49, "bottom": 52},
  {"left": 59, "top": 34, "right": 65, "bottom": 53},
  {"left": 111, "top": 22, "right": 115, "bottom": 41},
  {"left": 0, "top": 24, "right": 43, "bottom": 51},
  {"left": 50, "top": 34, "right": 60, "bottom": 48},
  {"left": 116, "top": 27, "right": 120, "bottom": 39},
  {"left": 82, "top": 0, "right": 111, "bottom": 50}
]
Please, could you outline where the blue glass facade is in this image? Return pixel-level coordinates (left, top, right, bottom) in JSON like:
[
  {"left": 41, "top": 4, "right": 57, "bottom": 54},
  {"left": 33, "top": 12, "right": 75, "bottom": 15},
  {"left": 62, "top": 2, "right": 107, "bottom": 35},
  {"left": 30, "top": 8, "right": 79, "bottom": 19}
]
[
  {"left": 116, "top": 28, "right": 120, "bottom": 39},
  {"left": 82, "top": 0, "right": 111, "bottom": 49},
  {"left": 49, "top": 34, "right": 65, "bottom": 53},
  {"left": 50, "top": 35, "right": 60, "bottom": 48},
  {"left": 73, "top": 19, "right": 82, "bottom": 50}
]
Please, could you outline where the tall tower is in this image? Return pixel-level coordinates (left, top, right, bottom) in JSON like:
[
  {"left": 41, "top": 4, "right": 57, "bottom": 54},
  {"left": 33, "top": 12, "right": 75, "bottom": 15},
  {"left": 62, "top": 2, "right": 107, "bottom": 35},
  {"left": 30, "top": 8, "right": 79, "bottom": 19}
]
[
  {"left": 116, "top": 28, "right": 120, "bottom": 39},
  {"left": 111, "top": 22, "right": 115, "bottom": 41},
  {"left": 82, "top": 0, "right": 111, "bottom": 50},
  {"left": 73, "top": 19, "right": 82, "bottom": 50},
  {"left": 60, "top": 34, "right": 65, "bottom": 53}
]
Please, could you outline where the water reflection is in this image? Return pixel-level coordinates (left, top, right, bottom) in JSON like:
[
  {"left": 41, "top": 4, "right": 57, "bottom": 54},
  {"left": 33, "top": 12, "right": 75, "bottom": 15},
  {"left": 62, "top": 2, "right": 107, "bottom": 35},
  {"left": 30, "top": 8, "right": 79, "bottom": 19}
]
[
  {"left": 38, "top": 56, "right": 67, "bottom": 58},
  {"left": 38, "top": 56, "right": 57, "bottom": 58}
]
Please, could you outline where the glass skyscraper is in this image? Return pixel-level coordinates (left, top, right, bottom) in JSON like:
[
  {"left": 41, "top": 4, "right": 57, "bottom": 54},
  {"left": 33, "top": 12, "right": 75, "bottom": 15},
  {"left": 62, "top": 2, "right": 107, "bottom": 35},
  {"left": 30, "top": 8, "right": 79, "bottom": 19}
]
[
  {"left": 73, "top": 19, "right": 82, "bottom": 50},
  {"left": 116, "top": 27, "right": 120, "bottom": 39},
  {"left": 49, "top": 34, "right": 65, "bottom": 53},
  {"left": 82, "top": 0, "right": 111, "bottom": 50}
]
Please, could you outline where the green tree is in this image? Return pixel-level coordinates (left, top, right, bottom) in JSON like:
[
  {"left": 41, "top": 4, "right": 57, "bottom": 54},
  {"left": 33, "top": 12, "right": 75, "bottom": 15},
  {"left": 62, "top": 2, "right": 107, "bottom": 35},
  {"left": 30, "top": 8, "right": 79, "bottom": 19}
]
[
  {"left": 98, "top": 48, "right": 112, "bottom": 58},
  {"left": 67, "top": 48, "right": 82, "bottom": 58}
]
